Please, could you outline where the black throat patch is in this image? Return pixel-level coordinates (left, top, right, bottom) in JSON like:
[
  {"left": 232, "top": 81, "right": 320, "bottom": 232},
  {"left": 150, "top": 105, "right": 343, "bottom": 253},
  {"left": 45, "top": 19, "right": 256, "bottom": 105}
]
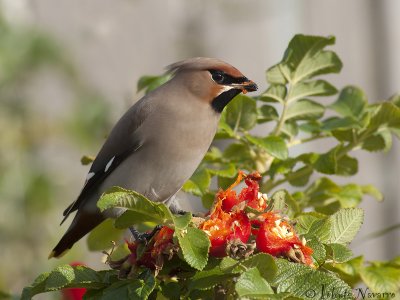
[{"left": 211, "top": 89, "right": 242, "bottom": 113}]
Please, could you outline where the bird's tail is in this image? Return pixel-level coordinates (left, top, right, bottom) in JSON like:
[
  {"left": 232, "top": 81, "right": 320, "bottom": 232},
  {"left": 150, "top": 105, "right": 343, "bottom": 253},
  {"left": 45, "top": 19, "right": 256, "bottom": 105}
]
[{"left": 49, "top": 212, "right": 104, "bottom": 259}]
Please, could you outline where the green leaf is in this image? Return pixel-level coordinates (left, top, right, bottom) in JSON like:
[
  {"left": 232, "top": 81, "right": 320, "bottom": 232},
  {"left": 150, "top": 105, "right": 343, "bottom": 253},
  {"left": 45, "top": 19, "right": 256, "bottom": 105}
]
[
  {"left": 266, "top": 65, "right": 288, "bottom": 84},
  {"left": 87, "top": 219, "right": 123, "bottom": 251},
  {"left": 236, "top": 253, "right": 277, "bottom": 282},
  {"left": 288, "top": 80, "right": 337, "bottom": 103},
  {"left": 235, "top": 267, "right": 274, "bottom": 298},
  {"left": 329, "top": 208, "right": 364, "bottom": 245},
  {"left": 360, "top": 264, "right": 400, "bottom": 294},
  {"left": 188, "top": 266, "right": 236, "bottom": 291},
  {"left": 100, "top": 271, "right": 155, "bottom": 300},
  {"left": 207, "top": 163, "right": 237, "bottom": 178},
  {"left": 336, "top": 154, "right": 358, "bottom": 176},
  {"left": 182, "top": 167, "right": 211, "bottom": 196},
  {"left": 257, "top": 104, "right": 279, "bottom": 123},
  {"left": 330, "top": 86, "right": 367, "bottom": 119},
  {"left": 286, "top": 99, "right": 325, "bottom": 121},
  {"left": 246, "top": 135, "right": 288, "bottom": 160},
  {"left": 308, "top": 218, "right": 332, "bottom": 244},
  {"left": 295, "top": 212, "right": 327, "bottom": 235},
  {"left": 281, "top": 120, "right": 299, "bottom": 138},
  {"left": 322, "top": 116, "right": 359, "bottom": 131},
  {"left": 173, "top": 212, "right": 192, "bottom": 230},
  {"left": 287, "top": 166, "right": 313, "bottom": 187},
  {"left": 313, "top": 147, "right": 358, "bottom": 176},
  {"left": 273, "top": 259, "right": 352, "bottom": 299},
  {"left": 368, "top": 101, "right": 400, "bottom": 132},
  {"left": 361, "top": 184, "right": 383, "bottom": 201},
  {"left": 306, "top": 235, "right": 326, "bottom": 266},
  {"left": 313, "top": 149, "right": 337, "bottom": 175},
  {"left": 175, "top": 227, "right": 210, "bottom": 271},
  {"left": 260, "top": 84, "right": 287, "bottom": 103},
  {"left": 21, "top": 265, "right": 111, "bottom": 299},
  {"left": 270, "top": 189, "right": 300, "bottom": 216},
  {"left": 137, "top": 74, "right": 170, "bottom": 93},
  {"left": 217, "top": 110, "right": 235, "bottom": 138},
  {"left": 97, "top": 187, "right": 173, "bottom": 228},
  {"left": 336, "top": 184, "right": 363, "bottom": 208},
  {"left": 326, "top": 243, "right": 353, "bottom": 263},
  {"left": 325, "top": 256, "right": 363, "bottom": 286},
  {"left": 225, "top": 94, "right": 257, "bottom": 131},
  {"left": 283, "top": 35, "right": 342, "bottom": 83}
]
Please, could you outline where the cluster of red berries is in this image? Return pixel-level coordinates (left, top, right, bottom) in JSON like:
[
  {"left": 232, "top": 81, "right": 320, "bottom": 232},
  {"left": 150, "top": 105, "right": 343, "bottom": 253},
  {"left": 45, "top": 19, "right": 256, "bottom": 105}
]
[
  {"left": 115, "top": 171, "right": 313, "bottom": 277},
  {"left": 199, "top": 171, "right": 313, "bottom": 265}
]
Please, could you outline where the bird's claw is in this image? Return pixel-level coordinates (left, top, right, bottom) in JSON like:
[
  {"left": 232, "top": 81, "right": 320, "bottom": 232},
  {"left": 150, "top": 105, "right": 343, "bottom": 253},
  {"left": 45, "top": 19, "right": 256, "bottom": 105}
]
[{"left": 129, "top": 225, "right": 162, "bottom": 243}]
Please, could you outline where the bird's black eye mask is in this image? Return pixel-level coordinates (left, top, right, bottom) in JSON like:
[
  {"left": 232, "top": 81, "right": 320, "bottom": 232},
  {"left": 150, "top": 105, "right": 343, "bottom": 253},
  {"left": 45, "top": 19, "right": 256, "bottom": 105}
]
[{"left": 208, "top": 69, "right": 248, "bottom": 86}]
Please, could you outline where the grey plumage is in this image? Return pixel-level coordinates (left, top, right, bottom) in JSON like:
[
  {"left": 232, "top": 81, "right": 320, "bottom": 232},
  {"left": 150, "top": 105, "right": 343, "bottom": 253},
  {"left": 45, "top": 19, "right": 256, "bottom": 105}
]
[{"left": 49, "top": 57, "right": 257, "bottom": 258}]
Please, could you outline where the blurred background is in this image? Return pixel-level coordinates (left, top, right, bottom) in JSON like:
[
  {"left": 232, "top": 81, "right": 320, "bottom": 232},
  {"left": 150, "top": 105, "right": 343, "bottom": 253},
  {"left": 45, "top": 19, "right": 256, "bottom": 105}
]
[{"left": 0, "top": 0, "right": 399, "bottom": 297}]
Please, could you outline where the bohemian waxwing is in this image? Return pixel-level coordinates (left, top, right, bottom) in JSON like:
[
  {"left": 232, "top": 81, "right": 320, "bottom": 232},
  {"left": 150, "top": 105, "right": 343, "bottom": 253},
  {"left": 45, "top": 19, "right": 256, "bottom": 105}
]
[{"left": 49, "top": 57, "right": 258, "bottom": 258}]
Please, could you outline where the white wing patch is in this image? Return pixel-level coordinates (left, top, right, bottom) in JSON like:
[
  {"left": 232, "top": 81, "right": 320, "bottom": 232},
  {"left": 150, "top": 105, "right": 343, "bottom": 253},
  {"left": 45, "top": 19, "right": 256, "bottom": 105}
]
[
  {"left": 86, "top": 172, "right": 95, "bottom": 181},
  {"left": 105, "top": 156, "right": 115, "bottom": 172}
]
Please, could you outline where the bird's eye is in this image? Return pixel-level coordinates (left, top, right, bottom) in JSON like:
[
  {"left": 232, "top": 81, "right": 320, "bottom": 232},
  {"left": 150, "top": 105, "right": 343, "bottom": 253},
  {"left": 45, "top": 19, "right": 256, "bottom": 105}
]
[{"left": 211, "top": 71, "right": 225, "bottom": 84}]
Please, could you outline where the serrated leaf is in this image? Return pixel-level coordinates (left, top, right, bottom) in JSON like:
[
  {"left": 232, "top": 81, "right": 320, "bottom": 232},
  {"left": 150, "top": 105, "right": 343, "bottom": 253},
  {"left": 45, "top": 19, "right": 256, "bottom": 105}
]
[
  {"left": 368, "top": 102, "right": 400, "bottom": 132},
  {"left": 295, "top": 212, "right": 327, "bottom": 235},
  {"left": 260, "top": 84, "right": 287, "bottom": 103},
  {"left": 173, "top": 212, "right": 192, "bottom": 230},
  {"left": 176, "top": 227, "right": 210, "bottom": 270},
  {"left": 273, "top": 259, "right": 352, "bottom": 299},
  {"left": 330, "top": 86, "right": 367, "bottom": 119},
  {"left": 225, "top": 94, "right": 257, "bottom": 131},
  {"left": 360, "top": 264, "right": 400, "bottom": 294},
  {"left": 270, "top": 189, "right": 300, "bottom": 216},
  {"left": 257, "top": 104, "right": 279, "bottom": 123},
  {"left": 361, "top": 184, "right": 383, "bottom": 201},
  {"left": 266, "top": 65, "right": 288, "bottom": 84},
  {"left": 305, "top": 235, "right": 326, "bottom": 266},
  {"left": 235, "top": 253, "right": 277, "bottom": 282},
  {"left": 329, "top": 208, "right": 364, "bottom": 245},
  {"left": 188, "top": 266, "right": 236, "bottom": 291},
  {"left": 21, "top": 266, "right": 110, "bottom": 300},
  {"left": 101, "top": 271, "right": 155, "bottom": 300},
  {"left": 336, "top": 154, "right": 358, "bottom": 176},
  {"left": 235, "top": 267, "right": 274, "bottom": 298},
  {"left": 308, "top": 218, "right": 332, "bottom": 243},
  {"left": 246, "top": 135, "right": 288, "bottom": 160},
  {"left": 282, "top": 35, "right": 342, "bottom": 83},
  {"left": 326, "top": 243, "right": 353, "bottom": 263},
  {"left": 87, "top": 219, "right": 123, "bottom": 251},
  {"left": 98, "top": 187, "right": 173, "bottom": 228},
  {"left": 288, "top": 80, "right": 337, "bottom": 103},
  {"left": 286, "top": 99, "right": 325, "bottom": 121}
]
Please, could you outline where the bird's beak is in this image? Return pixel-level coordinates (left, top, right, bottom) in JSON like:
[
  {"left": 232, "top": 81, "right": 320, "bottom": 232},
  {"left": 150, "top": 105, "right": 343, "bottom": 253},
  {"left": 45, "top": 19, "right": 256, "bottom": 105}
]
[{"left": 232, "top": 80, "right": 258, "bottom": 94}]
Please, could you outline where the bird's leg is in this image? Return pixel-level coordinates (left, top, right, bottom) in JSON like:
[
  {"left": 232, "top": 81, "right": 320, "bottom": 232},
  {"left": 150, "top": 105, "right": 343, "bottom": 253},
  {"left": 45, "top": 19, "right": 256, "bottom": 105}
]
[{"left": 129, "top": 225, "right": 162, "bottom": 243}]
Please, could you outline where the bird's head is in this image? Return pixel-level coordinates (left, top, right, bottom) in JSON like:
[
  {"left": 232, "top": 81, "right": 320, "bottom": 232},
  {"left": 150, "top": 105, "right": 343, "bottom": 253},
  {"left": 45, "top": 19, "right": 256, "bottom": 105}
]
[{"left": 167, "top": 57, "right": 258, "bottom": 113}]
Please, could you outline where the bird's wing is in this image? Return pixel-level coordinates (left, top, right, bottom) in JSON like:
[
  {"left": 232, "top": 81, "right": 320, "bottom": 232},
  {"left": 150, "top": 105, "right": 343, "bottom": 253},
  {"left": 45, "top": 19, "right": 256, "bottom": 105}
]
[{"left": 61, "top": 98, "right": 153, "bottom": 224}]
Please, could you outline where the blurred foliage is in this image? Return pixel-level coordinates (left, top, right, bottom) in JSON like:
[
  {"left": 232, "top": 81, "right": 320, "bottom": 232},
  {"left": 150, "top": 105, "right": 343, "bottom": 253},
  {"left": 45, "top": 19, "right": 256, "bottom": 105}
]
[{"left": 0, "top": 12, "right": 111, "bottom": 296}]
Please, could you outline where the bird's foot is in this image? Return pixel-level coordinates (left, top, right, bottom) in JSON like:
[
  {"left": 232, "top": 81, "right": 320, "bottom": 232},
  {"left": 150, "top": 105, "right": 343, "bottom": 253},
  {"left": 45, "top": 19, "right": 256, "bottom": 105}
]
[{"left": 129, "top": 225, "right": 162, "bottom": 243}]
